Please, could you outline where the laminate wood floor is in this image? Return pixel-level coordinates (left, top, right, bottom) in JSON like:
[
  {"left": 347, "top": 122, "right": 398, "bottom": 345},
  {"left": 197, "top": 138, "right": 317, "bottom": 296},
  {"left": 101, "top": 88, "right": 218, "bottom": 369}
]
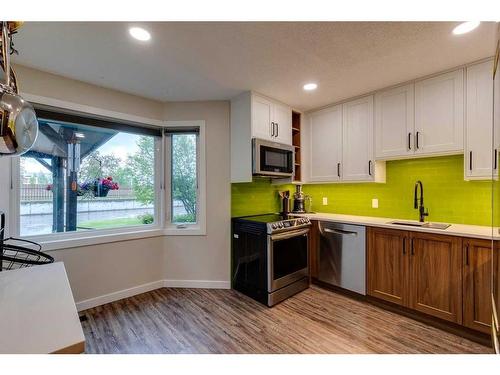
[{"left": 80, "top": 286, "right": 491, "bottom": 354}]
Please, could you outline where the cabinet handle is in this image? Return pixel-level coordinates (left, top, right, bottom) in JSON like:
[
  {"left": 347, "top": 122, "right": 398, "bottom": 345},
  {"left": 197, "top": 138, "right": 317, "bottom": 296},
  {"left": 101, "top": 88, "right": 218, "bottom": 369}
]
[
  {"left": 337, "top": 162, "right": 341, "bottom": 178},
  {"left": 415, "top": 132, "right": 420, "bottom": 149},
  {"left": 495, "top": 149, "right": 498, "bottom": 170},
  {"left": 276, "top": 122, "right": 279, "bottom": 138},
  {"left": 469, "top": 151, "right": 473, "bottom": 171},
  {"left": 271, "top": 122, "right": 275, "bottom": 137},
  {"left": 410, "top": 238, "right": 415, "bottom": 256},
  {"left": 465, "top": 244, "right": 470, "bottom": 266},
  {"left": 408, "top": 133, "right": 412, "bottom": 151},
  {"left": 402, "top": 238, "right": 406, "bottom": 255},
  {"left": 368, "top": 160, "right": 372, "bottom": 176}
]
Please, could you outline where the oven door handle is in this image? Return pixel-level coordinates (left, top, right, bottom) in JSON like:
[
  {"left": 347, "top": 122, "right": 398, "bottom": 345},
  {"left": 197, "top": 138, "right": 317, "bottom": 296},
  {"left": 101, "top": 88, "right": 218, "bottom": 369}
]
[{"left": 270, "top": 228, "right": 309, "bottom": 241}]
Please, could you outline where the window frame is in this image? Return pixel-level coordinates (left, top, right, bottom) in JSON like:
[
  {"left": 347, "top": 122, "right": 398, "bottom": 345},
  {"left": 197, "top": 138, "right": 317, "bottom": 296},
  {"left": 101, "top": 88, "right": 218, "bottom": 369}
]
[
  {"left": 8, "top": 94, "right": 167, "bottom": 251},
  {"left": 163, "top": 120, "right": 207, "bottom": 236}
]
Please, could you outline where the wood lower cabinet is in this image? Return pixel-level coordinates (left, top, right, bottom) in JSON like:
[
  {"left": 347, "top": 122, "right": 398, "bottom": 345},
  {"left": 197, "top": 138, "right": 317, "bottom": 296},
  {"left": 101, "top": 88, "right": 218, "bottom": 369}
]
[
  {"left": 463, "top": 238, "right": 492, "bottom": 333},
  {"left": 367, "top": 228, "right": 464, "bottom": 325},
  {"left": 409, "top": 232, "right": 462, "bottom": 323},
  {"left": 367, "top": 228, "right": 408, "bottom": 306}
]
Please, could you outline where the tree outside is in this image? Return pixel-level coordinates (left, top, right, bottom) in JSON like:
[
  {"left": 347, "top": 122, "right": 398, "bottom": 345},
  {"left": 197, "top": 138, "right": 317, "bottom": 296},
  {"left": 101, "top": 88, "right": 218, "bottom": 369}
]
[
  {"left": 77, "top": 134, "right": 197, "bottom": 224},
  {"left": 79, "top": 152, "right": 129, "bottom": 187},
  {"left": 127, "top": 136, "right": 155, "bottom": 205},
  {"left": 171, "top": 134, "right": 197, "bottom": 223}
]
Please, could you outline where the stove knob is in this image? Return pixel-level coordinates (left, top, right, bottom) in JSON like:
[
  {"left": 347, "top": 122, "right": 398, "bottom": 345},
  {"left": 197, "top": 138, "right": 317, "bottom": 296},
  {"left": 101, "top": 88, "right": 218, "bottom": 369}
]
[
  {"left": 271, "top": 224, "right": 277, "bottom": 229},
  {"left": 278, "top": 222, "right": 284, "bottom": 228}
]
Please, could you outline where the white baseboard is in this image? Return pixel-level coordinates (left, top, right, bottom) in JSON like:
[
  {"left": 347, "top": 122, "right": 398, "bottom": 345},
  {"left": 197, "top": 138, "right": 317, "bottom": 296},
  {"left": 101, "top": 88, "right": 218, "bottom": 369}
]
[
  {"left": 76, "top": 279, "right": 230, "bottom": 311},
  {"left": 76, "top": 280, "right": 164, "bottom": 311},
  {"left": 163, "top": 279, "right": 230, "bottom": 289}
]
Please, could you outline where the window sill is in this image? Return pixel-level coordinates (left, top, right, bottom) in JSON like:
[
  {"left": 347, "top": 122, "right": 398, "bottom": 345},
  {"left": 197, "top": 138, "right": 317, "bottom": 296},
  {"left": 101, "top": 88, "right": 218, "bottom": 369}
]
[
  {"left": 26, "top": 225, "right": 207, "bottom": 252},
  {"left": 32, "top": 228, "right": 165, "bottom": 252},
  {"left": 163, "top": 225, "right": 206, "bottom": 236}
]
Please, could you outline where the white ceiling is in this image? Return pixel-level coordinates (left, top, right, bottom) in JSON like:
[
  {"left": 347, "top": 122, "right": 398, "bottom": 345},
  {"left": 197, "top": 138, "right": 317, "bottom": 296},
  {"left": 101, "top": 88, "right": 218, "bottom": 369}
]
[{"left": 12, "top": 22, "right": 498, "bottom": 111}]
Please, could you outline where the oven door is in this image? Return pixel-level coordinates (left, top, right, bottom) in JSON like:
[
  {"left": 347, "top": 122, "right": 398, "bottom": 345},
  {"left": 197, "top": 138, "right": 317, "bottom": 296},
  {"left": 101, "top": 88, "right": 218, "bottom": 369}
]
[
  {"left": 253, "top": 138, "right": 294, "bottom": 177},
  {"left": 267, "top": 228, "right": 309, "bottom": 292}
]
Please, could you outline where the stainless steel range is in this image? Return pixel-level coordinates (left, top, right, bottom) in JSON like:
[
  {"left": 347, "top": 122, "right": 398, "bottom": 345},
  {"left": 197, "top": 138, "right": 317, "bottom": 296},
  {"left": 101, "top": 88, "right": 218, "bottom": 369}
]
[{"left": 231, "top": 214, "right": 311, "bottom": 306}]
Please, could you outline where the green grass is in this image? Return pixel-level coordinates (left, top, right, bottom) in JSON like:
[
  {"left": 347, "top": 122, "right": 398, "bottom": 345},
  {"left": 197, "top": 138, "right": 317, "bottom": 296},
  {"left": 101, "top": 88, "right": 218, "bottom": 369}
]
[{"left": 78, "top": 217, "right": 145, "bottom": 229}]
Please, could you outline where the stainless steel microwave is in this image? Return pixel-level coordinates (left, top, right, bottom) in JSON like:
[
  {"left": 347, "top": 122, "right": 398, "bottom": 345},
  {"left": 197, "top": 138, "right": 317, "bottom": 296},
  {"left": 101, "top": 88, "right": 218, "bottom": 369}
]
[{"left": 252, "top": 138, "right": 294, "bottom": 178}]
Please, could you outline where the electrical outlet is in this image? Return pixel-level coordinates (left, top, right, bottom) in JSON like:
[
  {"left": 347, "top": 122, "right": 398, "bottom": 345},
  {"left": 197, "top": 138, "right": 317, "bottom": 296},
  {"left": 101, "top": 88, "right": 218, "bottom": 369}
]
[
  {"left": 322, "top": 197, "right": 328, "bottom": 205},
  {"left": 372, "top": 198, "right": 379, "bottom": 208}
]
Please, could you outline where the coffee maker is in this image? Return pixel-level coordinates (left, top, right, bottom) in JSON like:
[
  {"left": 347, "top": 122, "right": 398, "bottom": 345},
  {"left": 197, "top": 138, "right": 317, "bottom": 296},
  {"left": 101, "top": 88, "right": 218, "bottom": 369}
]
[{"left": 292, "top": 185, "right": 306, "bottom": 213}]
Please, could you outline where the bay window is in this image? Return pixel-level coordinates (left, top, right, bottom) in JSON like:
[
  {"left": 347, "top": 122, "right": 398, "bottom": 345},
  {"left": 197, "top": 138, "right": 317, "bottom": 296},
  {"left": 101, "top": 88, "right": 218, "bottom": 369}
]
[
  {"left": 10, "top": 105, "right": 207, "bottom": 247},
  {"left": 13, "top": 107, "right": 163, "bottom": 242}
]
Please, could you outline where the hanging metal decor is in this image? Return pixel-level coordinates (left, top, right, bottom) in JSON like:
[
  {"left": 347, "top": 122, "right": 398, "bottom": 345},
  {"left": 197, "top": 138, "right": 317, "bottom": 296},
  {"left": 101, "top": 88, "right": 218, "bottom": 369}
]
[{"left": 0, "top": 21, "right": 39, "bottom": 157}]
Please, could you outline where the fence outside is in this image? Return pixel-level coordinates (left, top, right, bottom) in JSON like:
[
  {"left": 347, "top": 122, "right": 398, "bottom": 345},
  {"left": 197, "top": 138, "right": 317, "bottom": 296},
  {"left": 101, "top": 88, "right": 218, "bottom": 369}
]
[{"left": 20, "top": 184, "right": 136, "bottom": 202}]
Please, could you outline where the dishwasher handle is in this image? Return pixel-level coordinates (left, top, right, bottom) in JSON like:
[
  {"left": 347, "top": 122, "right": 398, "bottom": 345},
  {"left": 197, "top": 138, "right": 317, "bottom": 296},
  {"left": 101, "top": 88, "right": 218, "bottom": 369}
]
[{"left": 323, "top": 227, "right": 358, "bottom": 237}]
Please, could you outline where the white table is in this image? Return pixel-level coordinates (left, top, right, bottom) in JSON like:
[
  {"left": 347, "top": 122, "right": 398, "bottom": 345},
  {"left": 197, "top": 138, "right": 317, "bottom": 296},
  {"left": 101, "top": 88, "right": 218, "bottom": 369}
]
[{"left": 0, "top": 262, "right": 85, "bottom": 353}]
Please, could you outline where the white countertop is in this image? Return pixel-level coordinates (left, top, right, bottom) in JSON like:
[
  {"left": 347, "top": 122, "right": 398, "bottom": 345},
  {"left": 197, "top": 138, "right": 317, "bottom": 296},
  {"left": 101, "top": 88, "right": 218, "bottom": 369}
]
[
  {"left": 0, "top": 262, "right": 85, "bottom": 354},
  {"left": 293, "top": 212, "right": 498, "bottom": 240}
]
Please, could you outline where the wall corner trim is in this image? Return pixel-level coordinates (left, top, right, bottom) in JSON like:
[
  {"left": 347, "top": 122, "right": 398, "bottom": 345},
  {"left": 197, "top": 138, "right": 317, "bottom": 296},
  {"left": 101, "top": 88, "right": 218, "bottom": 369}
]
[{"left": 75, "top": 279, "right": 231, "bottom": 311}]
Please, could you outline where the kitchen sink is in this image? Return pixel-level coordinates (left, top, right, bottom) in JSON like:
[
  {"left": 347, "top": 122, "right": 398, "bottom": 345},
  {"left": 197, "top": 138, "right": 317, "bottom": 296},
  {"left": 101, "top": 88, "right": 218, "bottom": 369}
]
[{"left": 388, "top": 220, "right": 451, "bottom": 230}]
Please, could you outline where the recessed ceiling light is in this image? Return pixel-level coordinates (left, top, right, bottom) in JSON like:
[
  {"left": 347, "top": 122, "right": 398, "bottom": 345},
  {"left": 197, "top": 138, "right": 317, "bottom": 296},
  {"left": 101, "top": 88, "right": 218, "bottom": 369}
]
[
  {"left": 452, "top": 21, "right": 480, "bottom": 35},
  {"left": 129, "top": 27, "right": 151, "bottom": 41},
  {"left": 303, "top": 83, "right": 318, "bottom": 91}
]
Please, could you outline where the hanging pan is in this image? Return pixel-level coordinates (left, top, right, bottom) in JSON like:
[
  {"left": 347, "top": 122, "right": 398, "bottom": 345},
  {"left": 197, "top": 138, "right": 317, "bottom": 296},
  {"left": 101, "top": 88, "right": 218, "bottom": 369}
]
[{"left": 0, "top": 21, "right": 38, "bottom": 156}]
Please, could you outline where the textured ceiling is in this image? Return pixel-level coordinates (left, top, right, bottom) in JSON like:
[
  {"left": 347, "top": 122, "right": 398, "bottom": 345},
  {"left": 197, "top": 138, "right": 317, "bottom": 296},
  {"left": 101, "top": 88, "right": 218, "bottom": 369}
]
[{"left": 11, "top": 22, "right": 498, "bottom": 111}]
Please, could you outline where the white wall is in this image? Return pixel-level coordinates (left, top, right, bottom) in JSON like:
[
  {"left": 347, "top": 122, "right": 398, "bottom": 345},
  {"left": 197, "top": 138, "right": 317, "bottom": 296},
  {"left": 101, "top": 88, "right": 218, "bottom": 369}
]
[
  {"left": 163, "top": 102, "right": 231, "bottom": 285},
  {"left": 14, "top": 65, "right": 165, "bottom": 120},
  {"left": 1, "top": 66, "right": 231, "bottom": 308}
]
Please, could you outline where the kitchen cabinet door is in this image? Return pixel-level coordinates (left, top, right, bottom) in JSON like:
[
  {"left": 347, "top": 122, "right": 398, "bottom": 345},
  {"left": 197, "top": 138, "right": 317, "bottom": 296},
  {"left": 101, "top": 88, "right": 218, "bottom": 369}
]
[
  {"left": 494, "top": 56, "right": 500, "bottom": 177},
  {"left": 463, "top": 238, "right": 492, "bottom": 334},
  {"left": 414, "top": 69, "right": 464, "bottom": 155},
  {"left": 273, "top": 101, "right": 292, "bottom": 145},
  {"left": 374, "top": 84, "right": 414, "bottom": 159},
  {"left": 309, "top": 105, "right": 342, "bottom": 182},
  {"left": 409, "top": 232, "right": 462, "bottom": 323},
  {"left": 342, "top": 95, "right": 374, "bottom": 181},
  {"left": 367, "top": 228, "right": 409, "bottom": 306},
  {"left": 465, "top": 60, "right": 495, "bottom": 179},
  {"left": 251, "top": 94, "right": 274, "bottom": 141}
]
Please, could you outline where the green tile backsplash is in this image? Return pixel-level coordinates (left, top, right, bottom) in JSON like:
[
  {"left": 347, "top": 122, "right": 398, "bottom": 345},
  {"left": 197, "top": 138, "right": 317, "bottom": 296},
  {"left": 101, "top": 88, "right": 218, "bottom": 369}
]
[{"left": 231, "top": 155, "right": 493, "bottom": 226}]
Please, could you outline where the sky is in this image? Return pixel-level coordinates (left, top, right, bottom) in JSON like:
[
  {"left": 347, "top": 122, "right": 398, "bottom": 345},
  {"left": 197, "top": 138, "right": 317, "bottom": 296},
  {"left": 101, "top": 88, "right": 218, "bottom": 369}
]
[{"left": 22, "top": 131, "right": 142, "bottom": 175}]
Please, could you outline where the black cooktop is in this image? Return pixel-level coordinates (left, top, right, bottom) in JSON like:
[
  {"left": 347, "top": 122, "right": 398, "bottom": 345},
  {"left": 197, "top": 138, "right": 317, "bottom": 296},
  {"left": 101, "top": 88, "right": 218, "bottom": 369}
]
[{"left": 235, "top": 213, "right": 290, "bottom": 223}]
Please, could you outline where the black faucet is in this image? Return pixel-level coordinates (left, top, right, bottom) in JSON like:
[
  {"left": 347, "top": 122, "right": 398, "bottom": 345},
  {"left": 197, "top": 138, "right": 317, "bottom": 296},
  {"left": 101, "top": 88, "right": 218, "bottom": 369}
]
[{"left": 414, "top": 180, "right": 429, "bottom": 222}]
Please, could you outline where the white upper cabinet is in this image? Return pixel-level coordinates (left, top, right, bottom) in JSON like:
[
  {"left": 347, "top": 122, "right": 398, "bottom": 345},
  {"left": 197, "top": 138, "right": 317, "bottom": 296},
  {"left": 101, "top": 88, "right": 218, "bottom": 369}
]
[
  {"left": 414, "top": 69, "right": 464, "bottom": 155},
  {"left": 495, "top": 56, "right": 500, "bottom": 176},
  {"left": 342, "top": 96, "right": 374, "bottom": 181},
  {"left": 230, "top": 91, "right": 293, "bottom": 182},
  {"left": 273, "top": 101, "right": 293, "bottom": 145},
  {"left": 251, "top": 93, "right": 292, "bottom": 144},
  {"left": 309, "top": 105, "right": 342, "bottom": 182},
  {"left": 251, "top": 95, "right": 274, "bottom": 140},
  {"left": 465, "top": 60, "right": 494, "bottom": 179},
  {"left": 375, "top": 84, "right": 414, "bottom": 159},
  {"left": 306, "top": 96, "right": 385, "bottom": 184}
]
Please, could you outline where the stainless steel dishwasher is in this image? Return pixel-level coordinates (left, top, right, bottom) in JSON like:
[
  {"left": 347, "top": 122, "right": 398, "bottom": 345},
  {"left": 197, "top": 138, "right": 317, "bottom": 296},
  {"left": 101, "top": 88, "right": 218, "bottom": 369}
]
[{"left": 317, "top": 222, "right": 366, "bottom": 295}]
